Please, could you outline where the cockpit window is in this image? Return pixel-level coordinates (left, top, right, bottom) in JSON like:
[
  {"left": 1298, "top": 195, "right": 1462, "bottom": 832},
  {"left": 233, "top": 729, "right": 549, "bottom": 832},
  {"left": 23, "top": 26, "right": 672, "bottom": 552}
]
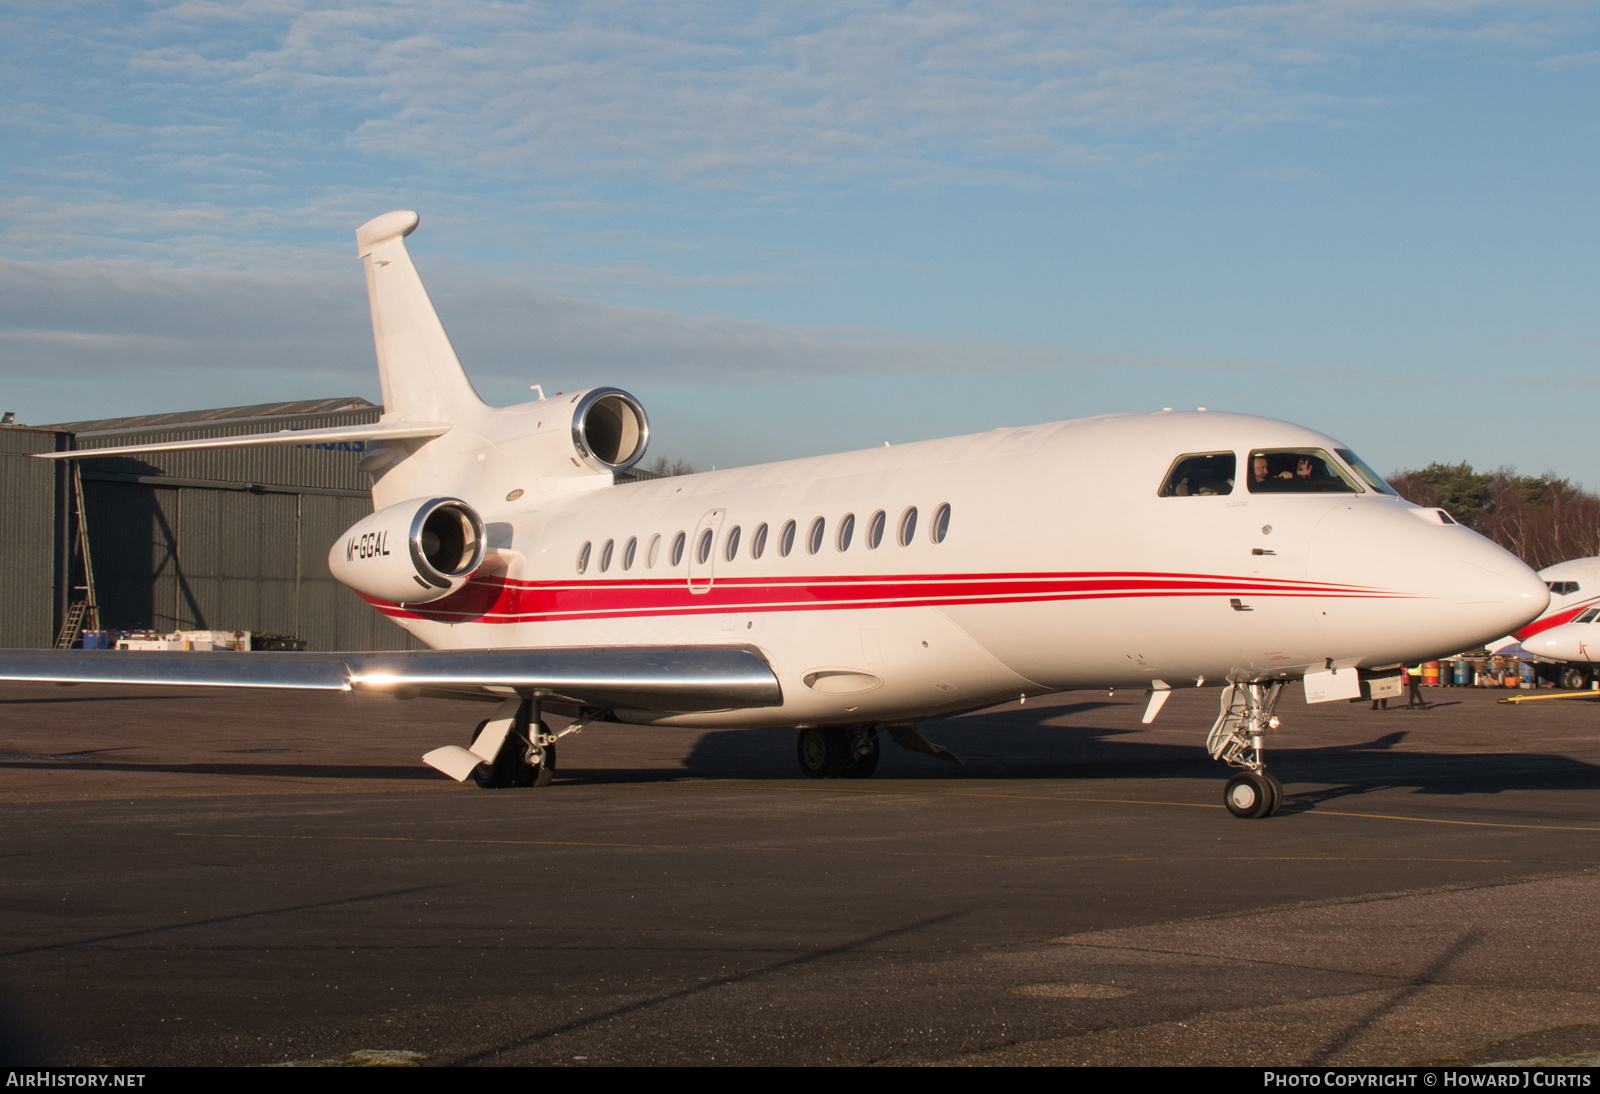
[
  {"left": 1335, "top": 449, "right": 1398, "bottom": 496},
  {"left": 1549, "top": 581, "right": 1581, "bottom": 596},
  {"left": 1577, "top": 607, "right": 1600, "bottom": 624},
  {"left": 1247, "top": 449, "right": 1360, "bottom": 494},
  {"left": 1159, "top": 452, "right": 1235, "bottom": 497}
]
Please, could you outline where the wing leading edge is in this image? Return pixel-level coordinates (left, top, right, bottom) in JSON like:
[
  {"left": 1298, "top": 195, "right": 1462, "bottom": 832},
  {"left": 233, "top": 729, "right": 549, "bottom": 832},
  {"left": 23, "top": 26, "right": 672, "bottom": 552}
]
[
  {"left": 30, "top": 420, "right": 451, "bottom": 461},
  {"left": 0, "top": 645, "right": 783, "bottom": 712}
]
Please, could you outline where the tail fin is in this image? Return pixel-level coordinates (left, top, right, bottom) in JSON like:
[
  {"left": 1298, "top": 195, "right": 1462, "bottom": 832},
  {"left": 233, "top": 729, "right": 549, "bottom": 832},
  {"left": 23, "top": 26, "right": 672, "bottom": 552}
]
[{"left": 355, "top": 211, "right": 484, "bottom": 422}]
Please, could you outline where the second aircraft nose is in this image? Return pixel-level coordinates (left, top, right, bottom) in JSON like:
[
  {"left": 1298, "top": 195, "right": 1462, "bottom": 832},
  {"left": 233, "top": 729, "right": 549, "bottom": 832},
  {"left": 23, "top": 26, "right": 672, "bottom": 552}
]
[{"left": 1523, "top": 623, "right": 1596, "bottom": 665}]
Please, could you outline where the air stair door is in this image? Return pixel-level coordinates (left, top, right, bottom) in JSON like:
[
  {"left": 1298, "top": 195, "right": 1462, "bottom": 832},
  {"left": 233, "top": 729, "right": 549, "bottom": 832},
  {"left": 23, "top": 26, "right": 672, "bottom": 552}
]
[{"left": 687, "top": 509, "right": 724, "bottom": 594}]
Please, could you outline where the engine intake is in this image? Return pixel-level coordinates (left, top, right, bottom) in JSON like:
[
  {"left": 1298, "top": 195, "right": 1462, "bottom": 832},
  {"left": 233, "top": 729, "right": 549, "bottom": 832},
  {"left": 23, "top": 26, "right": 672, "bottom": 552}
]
[
  {"left": 571, "top": 387, "right": 649, "bottom": 473},
  {"left": 330, "top": 497, "right": 486, "bottom": 605}
]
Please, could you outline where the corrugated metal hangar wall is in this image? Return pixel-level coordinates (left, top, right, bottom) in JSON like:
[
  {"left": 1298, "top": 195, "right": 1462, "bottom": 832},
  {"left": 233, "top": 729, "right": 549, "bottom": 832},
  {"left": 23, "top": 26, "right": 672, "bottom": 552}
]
[
  {"left": 0, "top": 426, "right": 68, "bottom": 649},
  {"left": 0, "top": 398, "right": 423, "bottom": 652}
]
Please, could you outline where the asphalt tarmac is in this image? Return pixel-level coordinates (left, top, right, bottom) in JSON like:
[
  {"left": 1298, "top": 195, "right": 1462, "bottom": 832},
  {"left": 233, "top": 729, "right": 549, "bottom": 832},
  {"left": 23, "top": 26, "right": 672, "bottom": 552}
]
[{"left": 4, "top": 681, "right": 1600, "bottom": 1067}]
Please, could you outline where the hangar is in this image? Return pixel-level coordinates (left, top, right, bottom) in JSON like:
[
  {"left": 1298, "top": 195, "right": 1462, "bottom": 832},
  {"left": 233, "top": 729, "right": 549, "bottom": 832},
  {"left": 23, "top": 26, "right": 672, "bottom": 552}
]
[{"left": 0, "top": 398, "right": 423, "bottom": 652}]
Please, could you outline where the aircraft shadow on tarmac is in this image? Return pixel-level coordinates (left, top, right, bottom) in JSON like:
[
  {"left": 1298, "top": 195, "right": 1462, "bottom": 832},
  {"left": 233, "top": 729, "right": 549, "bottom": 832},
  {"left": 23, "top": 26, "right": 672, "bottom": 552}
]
[
  {"left": 5, "top": 697, "right": 1595, "bottom": 803},
  {"left": 559, "top": 700, "right": 1600, "bottom": 810}
]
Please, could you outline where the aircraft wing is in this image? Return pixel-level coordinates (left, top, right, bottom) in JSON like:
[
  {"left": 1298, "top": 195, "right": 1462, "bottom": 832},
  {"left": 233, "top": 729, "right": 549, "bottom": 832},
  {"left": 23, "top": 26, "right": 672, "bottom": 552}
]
[
  {"left": 0, "top": 645, "right": 782, "bottom": 712},
  {"left": 31, "top": 420, "right": 450, "bottom": 461}
]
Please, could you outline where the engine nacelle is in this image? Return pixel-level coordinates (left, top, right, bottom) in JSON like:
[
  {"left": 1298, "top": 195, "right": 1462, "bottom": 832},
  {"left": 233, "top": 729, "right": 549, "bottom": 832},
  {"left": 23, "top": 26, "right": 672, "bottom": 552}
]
[
  {"left": 570, "top": 387, "right": 650, "bottom": 474},
  {"left": 329, "top": 497, "right": 486, "bottom": 605}
]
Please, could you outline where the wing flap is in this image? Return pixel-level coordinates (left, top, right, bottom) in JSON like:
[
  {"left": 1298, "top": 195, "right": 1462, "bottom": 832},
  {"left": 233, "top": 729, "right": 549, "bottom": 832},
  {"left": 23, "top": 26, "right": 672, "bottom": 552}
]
[{"left": 0, "top": 645, "right": 782, "bottom": 712}]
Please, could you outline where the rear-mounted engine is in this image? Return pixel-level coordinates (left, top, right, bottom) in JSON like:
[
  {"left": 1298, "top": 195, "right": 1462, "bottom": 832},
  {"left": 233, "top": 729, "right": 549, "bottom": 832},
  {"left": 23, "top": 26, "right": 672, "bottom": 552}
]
[
  {"left": 329, "top": 497, "right": 486, "bottom": 605},
  {"left": 570, "top": 387, "right": 649, "bottom": 474}
]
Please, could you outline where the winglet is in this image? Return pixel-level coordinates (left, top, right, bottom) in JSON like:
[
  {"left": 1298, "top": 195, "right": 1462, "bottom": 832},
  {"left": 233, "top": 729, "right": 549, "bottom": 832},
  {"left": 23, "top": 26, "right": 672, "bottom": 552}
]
[{"left": 356, "top": 210, "right": 419, "bottom": 257}]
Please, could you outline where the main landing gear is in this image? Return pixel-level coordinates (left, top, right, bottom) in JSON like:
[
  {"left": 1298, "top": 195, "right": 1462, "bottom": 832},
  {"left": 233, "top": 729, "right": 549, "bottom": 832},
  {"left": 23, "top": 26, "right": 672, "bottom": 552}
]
[
  {"left": 796, "top": 725, "right": 880, "bottom": 779},
  {"left": 1207, "top": 682, "right": 1287, "bottom": 819},
  {"left": 469, "top": 698, "right": 558, "bottom": 789}
]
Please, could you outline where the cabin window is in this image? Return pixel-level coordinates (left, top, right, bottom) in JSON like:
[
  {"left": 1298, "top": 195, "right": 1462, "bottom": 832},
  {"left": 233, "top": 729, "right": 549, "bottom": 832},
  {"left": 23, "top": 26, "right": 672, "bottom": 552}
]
[
  {"left": 1335, "top": 449, "right": 1399, "bottom": 496},
  {"left": 697, "top": 528, "right": 714, "bottom": 565},
  {"left": 599, "top": 539, "right": 614, "bottom": 573},
  {"left": 647, "top": 533, "right": 661, "bottom": 568},
  {"left": 751, "top": 523, "right": 768, "bottom": 559},
  {"left": 1159, "top": 452, "right": 1235, "bottom": 497},
  {"left": 866, "top": 510, "right": 886, "bottom": 549},
  {"left": 930, "top": 503, "right": 951, "bottom": 544},
  {"left": 576, "top": 541, "right": 591, "bottom": 574},
  {"left": 1247, "top": 449, "right": 1360, "bottom": 494},
  {"left": 779, "top": 520, "right": 797, "bottom": 557},
  {"left": 898, "top": 507, "right": 918, "bottom": 546},
  {"left": 807, "top": 517, "right": 826, "bottom": 555},
  {"left": 670, "top": 531, "right": 686, "bottom": 567},
  {"left": 837, "top": 513, "right": 855, "bottom": 551},
  {"left": 1578, "top": 607, "right": 1600, "bottom": 624},
  {"left": 724, "top": 525, "right": 742, "bottom": 562},
  {"left": 623, "top": 536, "right": 637, "bottom": 570}
]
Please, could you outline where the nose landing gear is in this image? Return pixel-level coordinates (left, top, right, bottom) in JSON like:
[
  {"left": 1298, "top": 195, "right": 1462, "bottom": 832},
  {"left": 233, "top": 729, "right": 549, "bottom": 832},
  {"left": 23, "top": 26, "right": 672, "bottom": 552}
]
[{"left": 1208, "top": 682, "right": 1287, "bottom": 818}]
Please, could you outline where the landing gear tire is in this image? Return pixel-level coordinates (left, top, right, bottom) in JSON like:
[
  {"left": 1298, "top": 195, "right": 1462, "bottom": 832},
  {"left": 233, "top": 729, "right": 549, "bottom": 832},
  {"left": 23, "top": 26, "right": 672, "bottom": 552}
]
[
  {"left": 1562, "top": 667, "right": 1589, "bottom": 691},
  {"left": 841, "top": 728, "right": 880, "bottom": 779},
  {"left": 796, "top": 727, "right": 849, "bottom": 779},
  {"left": 468, "top": 719, "right": 554, "bottom": 789},
  {"left": 1262, "top": 771, "right": 1284, "bottom": 817},
  {"left": 1223, "top": 771, "right": 1274, "bottom": 819}
]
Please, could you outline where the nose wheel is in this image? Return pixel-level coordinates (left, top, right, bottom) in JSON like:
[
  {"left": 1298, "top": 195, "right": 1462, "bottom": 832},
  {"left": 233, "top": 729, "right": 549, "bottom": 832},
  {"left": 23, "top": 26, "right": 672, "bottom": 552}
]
[
  {"left": 1209, "top": 681, "right": 1288, "bottom": 819},
  {"left": 1223, "top": 770, "right": 1282, "bottom": 819}
]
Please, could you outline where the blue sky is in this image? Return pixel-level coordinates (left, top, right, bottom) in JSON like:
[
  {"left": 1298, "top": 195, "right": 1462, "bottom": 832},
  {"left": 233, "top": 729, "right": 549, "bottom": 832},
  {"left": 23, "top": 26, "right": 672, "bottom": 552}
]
[{"left": 2, "top": 1, "right": 1598, "bottom": 483}]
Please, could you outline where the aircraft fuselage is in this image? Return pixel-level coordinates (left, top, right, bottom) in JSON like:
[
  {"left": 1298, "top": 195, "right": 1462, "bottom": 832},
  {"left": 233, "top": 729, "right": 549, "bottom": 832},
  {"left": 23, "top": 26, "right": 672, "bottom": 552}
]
[{"left": 366, "top": 409, "right": 1548, "bottom": 728}]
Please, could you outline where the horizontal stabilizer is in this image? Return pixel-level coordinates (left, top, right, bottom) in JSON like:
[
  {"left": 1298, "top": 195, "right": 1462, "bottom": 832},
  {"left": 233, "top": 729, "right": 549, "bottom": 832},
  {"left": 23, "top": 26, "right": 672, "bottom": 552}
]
[
  {"left": 34, "top": 421, "right": 450, "bottom": 461},
  {"left": 0, "top": 645, "right": 782, "bottom": 712}
]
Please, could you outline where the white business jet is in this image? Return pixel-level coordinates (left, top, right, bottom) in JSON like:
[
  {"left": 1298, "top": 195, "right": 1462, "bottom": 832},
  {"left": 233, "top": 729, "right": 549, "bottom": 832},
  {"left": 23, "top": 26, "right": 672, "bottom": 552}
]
[
  {"left": 1500, "top": 556, "right": 1600, "bottom": 647},
  {"left": 1, "top": 212, "right": 1549, "bottom": 819},
  {"left": 1517, "top": 558, "right": 1600, "bottom": 672},
  {"left": 1523, "top": 609, "right": 1600, "bottom": 670}
]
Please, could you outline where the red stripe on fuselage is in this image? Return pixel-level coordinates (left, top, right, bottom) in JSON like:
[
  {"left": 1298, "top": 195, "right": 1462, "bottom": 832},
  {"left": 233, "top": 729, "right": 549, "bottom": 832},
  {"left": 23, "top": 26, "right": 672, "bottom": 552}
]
[
  {"left": 1514, "top": 597, "right": 1600, "bottom": 640},
  {"left": 364, "top": 570, "right": 1404, "bottom": 625}
]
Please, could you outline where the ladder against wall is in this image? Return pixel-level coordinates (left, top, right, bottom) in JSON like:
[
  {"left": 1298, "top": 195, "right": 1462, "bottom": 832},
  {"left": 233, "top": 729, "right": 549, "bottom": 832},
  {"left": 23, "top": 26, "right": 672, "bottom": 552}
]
[{"left": 54, "top": 462, "right": 99, "bottom": 650}]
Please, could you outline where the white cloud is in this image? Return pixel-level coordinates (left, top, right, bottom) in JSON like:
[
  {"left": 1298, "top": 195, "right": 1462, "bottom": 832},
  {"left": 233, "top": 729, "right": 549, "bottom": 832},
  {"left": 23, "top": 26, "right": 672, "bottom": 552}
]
[
  {"left": 9, "top": 0, "right": 1587, "bottom": 200},
  {"left": 0, "top": 253, "right": 1084, "bottom": 423}
]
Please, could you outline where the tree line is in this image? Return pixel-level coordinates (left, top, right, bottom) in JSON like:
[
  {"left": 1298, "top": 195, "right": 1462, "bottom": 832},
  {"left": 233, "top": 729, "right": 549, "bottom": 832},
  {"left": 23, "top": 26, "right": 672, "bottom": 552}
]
[{"left": 1388, "top": 463, "right": 1600, "bottom": 570}]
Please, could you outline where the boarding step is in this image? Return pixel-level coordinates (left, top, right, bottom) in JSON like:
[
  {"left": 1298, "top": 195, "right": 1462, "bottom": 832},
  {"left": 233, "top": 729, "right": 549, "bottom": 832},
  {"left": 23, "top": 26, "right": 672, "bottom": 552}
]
[{"left": 54, "top": 600, "right": 89, "bottom": 649}]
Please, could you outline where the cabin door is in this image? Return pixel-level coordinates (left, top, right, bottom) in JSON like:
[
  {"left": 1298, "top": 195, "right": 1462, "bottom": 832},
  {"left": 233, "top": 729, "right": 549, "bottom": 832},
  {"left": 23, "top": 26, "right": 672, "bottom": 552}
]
[{"left": 687, "top": 509, "right": 725, "bottom": 594}]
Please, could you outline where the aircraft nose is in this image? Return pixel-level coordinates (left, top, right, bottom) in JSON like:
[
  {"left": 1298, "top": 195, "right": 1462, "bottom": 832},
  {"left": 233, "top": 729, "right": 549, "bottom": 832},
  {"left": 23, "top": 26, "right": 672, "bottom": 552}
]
[
  {"left": 1523, "top": 624, "right": 1588, "bottom": 664},
  {"left": 1452, "top": 549, "right": 1552, "bottom": 640},
  {"left": 1308, "top": 504, "right": 1549, "bottom": 663}
]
